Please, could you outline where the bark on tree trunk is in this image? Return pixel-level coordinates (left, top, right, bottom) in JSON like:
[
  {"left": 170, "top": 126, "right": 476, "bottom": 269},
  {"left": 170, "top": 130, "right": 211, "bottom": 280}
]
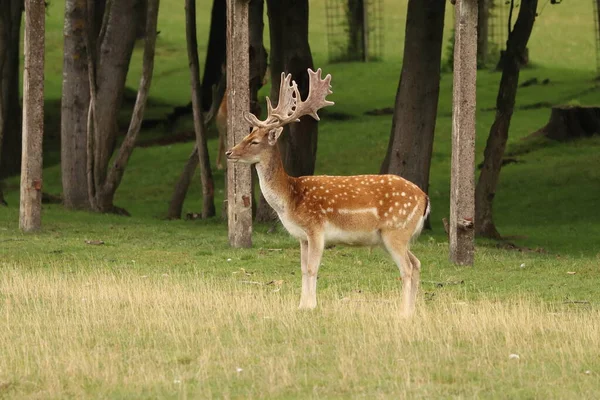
[
  {"left": 257, "top": 0, "right": 316, "bottom": 222},
  {"left": 226, "top": 0, "right": 253, "bottom": 247},
  {"left": 449, "top": 0, "right": 477, "bottom": 266},
  {"left": 0, "top": 0, "right": 23, "bottom": 201},
  {"left": 201, "top": 0, "right": 226, "bottom": 111},
  {"left": 186, "top": 0, "right": 215, "bottom": 219},
  {"left": 379, "top": 0, "right": 445, "bottom": 211},
  {"left": 475, "top": 0, "right": 538, "bottom": 238},
  {"left": 20, "top": 0, "right": 45, "bottom": 232},
  {"left": 61, "top": 0, "right": 92, "bottom": 210}
]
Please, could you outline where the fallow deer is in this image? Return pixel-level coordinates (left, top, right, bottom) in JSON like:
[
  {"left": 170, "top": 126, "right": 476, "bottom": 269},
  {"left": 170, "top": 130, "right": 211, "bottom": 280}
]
[{"left": 226, "top": 69, "right": 430, "bottom": 316}]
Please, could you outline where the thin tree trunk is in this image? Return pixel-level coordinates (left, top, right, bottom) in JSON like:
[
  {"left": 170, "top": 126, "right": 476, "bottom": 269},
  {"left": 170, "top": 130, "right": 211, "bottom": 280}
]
[
  {"left": 0, "top": 0, "right": 23, "bottom": 201},
  {"left": 167, "top": 147, "right": 198, "bottom": 219},
  {"left": 186, "top": 0, "right": 215, "bottom": 218},
  {"left": 99, "top": 0, "right": 160, "bottom": 208},
  {"left": 257, "top": 0, "right": 316, "bottom": 222},
  {"left": 249, "top": 0, "right": 267, "bottom": 117},
  {"left": 201, "top": 0, "right": 226, "bottom": 111},
  {"left": 167, "top": 79, "right": 225, "bottom": 220},
  {"left": 89, "top": 0, "right": 141, "bottom": 211},
  {"left": 380, "top": 0, "right": 445, "bottom": 199},
  {"left": 477, "top": 0, "right": 489, "bottom": 67},
  {"left": 20, "top": 0, "right": 45, "bottom": 232},
  {"left": 475, "top": 0, "right": 538, "bottom": 238},
  {"left": 61, "top": 0, "right": 92, "bottom": 210},
  {"left": 85, "top": 0, "right": 154, "bottom": 214}
]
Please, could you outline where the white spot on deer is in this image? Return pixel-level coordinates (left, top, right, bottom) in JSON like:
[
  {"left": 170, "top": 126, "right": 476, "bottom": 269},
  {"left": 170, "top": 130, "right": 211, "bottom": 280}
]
[
  {"left": 327, "top": 207, "right": 334, "bottom": 213},
  {"left": 401, "top": 192, "right": 406, "bottom": 196},
  {"left": 384, "top": 212, "right": 388, "bottom": 217},
  {"left": 388, "top": 207, "right": 393, "bottom": 212},
  {"left": 385, "top": 193, "right": 389, "bottom": 198},
  {"left": 393, "top": 216, "right": 398, "bottom": 222},
  {"left": 321, "top": 209, "right": 327, "bottom": 214},
  {"left": 395, "top": 202, "right": 399, "bottom": 206},
  {"left": 407, "top": 202, "right": 412, "bottom": 207},
  {"left": 404, "top": 203, "right": 409, "bottom": 208},
  {"left": 379, "top": 200, "right": 383, "bottom": 205},
  {"left": 338, "top": 207, "right": 378, "bottom": 218}
]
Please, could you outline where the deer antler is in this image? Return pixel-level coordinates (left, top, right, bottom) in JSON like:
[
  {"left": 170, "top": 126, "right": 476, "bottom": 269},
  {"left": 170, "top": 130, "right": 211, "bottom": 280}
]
[{"left": 244, "top": 68, "right": 334, "bottom": 129}]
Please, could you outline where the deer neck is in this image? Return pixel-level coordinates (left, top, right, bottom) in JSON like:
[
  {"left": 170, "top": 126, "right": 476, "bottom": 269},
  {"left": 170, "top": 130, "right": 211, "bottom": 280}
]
[{"left": 255, "top": 146, "right": 291, "bottom": 215}]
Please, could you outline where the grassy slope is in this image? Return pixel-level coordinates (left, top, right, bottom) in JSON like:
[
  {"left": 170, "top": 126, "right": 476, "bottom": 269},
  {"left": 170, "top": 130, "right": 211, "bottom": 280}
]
[{"left": 1, "top": 0, "right": 600, "bottom": 398}]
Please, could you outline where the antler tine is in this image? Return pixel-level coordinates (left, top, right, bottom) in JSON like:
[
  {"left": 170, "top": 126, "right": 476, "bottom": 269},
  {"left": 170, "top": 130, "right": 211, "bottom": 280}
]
[
  {"left": 243, "top": 112, "right": 266, "bottom": 127},
  {"left": 301, "top": 68, "right": 335, "bottom": 121}
]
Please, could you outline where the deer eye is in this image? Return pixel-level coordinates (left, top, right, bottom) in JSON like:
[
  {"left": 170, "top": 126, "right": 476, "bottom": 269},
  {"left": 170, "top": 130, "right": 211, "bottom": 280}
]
[{"left": 251, "top": 140, "right": 260, "bottom": 145}]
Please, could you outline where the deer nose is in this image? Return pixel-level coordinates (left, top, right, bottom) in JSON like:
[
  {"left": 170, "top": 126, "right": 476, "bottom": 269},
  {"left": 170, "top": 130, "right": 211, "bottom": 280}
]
[{"left": 225, "top": 150, "right": 233, "bottom": 158}]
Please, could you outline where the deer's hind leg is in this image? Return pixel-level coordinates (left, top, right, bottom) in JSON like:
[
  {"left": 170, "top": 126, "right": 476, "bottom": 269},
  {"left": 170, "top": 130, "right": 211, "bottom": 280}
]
[{"left": 381, "top": 230, "right": 419, "bottom": 317}]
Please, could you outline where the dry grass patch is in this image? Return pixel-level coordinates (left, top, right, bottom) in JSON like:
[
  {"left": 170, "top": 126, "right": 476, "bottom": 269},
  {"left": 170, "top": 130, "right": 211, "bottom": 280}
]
[{"left": 1, "top": 264, "right": 598, "bottom": 399}]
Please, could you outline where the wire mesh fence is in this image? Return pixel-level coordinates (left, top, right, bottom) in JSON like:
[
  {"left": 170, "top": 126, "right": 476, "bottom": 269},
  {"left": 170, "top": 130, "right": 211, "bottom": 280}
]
[{"left": 325, "top": 0, "right": 384, "bottom": 63}]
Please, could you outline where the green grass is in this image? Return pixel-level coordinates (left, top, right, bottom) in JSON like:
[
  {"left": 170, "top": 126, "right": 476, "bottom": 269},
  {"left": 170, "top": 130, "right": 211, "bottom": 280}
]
[{"left": 1, "top": 0, "right": 600, "bottom": 398}]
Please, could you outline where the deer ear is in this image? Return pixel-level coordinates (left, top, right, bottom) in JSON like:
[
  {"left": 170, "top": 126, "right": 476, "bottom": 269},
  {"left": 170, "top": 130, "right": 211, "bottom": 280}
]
[{"left": 267, "top": 127, "right": 283, "bottom": 146}]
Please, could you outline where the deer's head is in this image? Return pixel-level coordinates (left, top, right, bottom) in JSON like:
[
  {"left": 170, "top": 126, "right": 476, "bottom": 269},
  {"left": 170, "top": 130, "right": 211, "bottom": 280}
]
[{"left": 226, "top": 68, "right": 334, "bottom": 165}]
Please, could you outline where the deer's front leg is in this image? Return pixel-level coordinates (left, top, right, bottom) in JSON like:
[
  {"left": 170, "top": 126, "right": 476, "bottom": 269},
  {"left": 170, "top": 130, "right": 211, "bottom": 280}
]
[
  {"left": 299, "top": 240, "right": 310, "bottom": 308},
  {"left": 298, "top": 233, "right": 324, "bottom": 310}
]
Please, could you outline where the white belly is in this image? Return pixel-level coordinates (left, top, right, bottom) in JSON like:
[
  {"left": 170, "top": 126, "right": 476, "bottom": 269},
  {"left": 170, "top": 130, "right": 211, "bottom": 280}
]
[{"left": 323, "top": 222, "right": 380, "bottom": 246}]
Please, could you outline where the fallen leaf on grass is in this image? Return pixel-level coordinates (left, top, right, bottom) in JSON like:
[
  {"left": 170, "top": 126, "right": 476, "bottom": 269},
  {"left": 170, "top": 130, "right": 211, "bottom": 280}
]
[
  {"left": 566, "top": 271, "right": 577, "bottom": 275},
  {"left": 232, "top": 268, "right": 253, "bottom": 276},
  {"left": 85, "top": 240, "right": 104, "bottom": 245},
  {"left": 509, "top": 354, "right": 520, "bottom": 360}
]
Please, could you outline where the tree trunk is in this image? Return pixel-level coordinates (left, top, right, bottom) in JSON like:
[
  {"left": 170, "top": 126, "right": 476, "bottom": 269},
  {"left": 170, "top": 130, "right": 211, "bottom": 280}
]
[
  {"left": 247, "top": 0, "right": 270, "bottom": 223},
  {"left": 167, "top": 147, "right": 198, "bottom": 219},
  {"left": 20, "top": 0, "right": 45, "bottom": 232},
  {"left": 186, "top": 0, "right": 215, "bottom": 218},
  {"left": 226, "top": 0, "right": 253, "bottom": 248},
  {"left": 201, "top": 0, "right": 226, "bottom": 111},
  {"left": 257, "top": 0, "right": 316, "bottom": 222},
  {"left": 91, "top": 0, "right": 141, "bottom": 199},
  {"left": 0, "top": 0, "right": 23, "bottom": 201},
  {"left": 167, "top": 78, "right": 225, "bottom": 220},
  {"left": 475, "top": 0, "right": 538, "bottom": 238},
  {"left": 346, "top": 0, "right": 366, "bottom": 61},
  {"left": 85, "top": 0, "right": 155, "bottom": 214},
  {"left": 379, "top": 0, "right": 445, "bottom": 200},
  {"left": 477, "top": 0, "right": 489, "bottom": 67},
  {"left": 249, "top": 0, "right": 267, "bottom": 117},
  {"left": 449, "top": 0, "right": 477, "bottom": 266},
  {"left": 61, "top": 0, "right": 92, "bottom": 210},
  {"left": 96, "top": 0, "right": 159, "bottom": 212},
  {"left": 537, "top": 106, "right": 600, "bottom": 141}
]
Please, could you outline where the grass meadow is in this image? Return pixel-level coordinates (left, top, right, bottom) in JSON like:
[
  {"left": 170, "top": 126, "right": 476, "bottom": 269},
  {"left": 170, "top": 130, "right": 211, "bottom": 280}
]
[{"left": 1, "top": 0, "right": 600, "bottom": 398}]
